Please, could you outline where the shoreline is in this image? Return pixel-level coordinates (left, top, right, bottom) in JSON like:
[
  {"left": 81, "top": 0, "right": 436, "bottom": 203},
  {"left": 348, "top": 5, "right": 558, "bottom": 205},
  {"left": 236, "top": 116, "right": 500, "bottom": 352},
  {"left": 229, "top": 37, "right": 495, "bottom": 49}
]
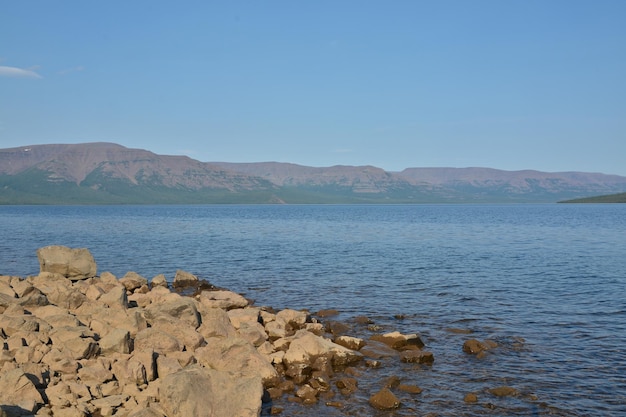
[{"left": 1, "top": 246, "right": 539, "bottom": 416}]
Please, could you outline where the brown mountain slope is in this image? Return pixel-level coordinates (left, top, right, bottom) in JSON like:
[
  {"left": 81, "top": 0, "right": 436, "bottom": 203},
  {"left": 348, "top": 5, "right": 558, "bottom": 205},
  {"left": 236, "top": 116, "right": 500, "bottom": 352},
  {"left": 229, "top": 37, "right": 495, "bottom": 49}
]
[
  {"left": 213, "top": 162, "right": 413, "bottom": 193},
  {"left": 1, "top": 142, "right": 274, "bottom": 191}
]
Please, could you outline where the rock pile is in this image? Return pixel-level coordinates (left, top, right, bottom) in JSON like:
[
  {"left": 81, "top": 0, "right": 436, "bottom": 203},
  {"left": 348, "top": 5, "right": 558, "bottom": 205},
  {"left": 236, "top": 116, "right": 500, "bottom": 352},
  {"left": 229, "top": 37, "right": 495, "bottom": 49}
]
[{"left": 1, "top": 246, "right": 435, "bottom": 417}]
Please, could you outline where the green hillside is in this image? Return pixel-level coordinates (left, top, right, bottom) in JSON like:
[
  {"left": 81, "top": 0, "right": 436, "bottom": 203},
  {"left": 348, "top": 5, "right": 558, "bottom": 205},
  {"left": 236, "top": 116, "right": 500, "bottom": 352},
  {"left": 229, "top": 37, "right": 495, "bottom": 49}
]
[{"left": 559, "top": 192, "right": 626, "bottom": 203}]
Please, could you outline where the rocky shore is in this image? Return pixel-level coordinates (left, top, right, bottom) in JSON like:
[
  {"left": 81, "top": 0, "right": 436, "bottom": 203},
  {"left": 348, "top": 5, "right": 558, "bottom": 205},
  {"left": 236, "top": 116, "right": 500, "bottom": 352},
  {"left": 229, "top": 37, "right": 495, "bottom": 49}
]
[{"left": 0, "top": 246, "right": 512, "bottom": 417}]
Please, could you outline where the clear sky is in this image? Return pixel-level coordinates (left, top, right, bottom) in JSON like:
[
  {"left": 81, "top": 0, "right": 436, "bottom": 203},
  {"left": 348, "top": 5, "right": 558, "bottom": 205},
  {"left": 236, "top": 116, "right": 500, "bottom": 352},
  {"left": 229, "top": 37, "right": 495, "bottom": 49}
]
[{"left": 1, "top": 1, "right": 625, "bottom": 175}]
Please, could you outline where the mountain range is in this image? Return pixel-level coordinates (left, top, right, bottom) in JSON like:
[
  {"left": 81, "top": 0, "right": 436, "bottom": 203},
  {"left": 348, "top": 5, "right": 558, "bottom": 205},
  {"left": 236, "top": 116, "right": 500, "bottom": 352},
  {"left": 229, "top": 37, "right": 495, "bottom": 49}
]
[{"left": 1, "top": 142, "right": 625, "bottom": 204}]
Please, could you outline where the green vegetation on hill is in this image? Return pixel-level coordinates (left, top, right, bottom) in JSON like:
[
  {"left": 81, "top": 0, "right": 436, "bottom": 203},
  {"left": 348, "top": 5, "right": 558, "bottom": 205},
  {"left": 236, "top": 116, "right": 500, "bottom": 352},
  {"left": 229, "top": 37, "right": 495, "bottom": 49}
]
[{"left": 559, "top": 192, "right": 626, "bottom": 203}]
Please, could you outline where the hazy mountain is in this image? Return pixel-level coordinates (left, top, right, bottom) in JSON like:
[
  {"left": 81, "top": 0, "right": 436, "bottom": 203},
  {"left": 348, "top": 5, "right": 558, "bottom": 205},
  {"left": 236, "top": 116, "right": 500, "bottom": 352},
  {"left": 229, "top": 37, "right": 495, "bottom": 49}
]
[{"left": 2, "top": 142, "right": 626, "bottom": 204}]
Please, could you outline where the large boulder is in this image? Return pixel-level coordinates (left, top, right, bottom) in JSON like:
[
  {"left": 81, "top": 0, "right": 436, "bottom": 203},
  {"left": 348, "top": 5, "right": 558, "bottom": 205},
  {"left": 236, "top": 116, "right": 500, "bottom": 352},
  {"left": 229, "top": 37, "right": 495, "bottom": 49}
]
[
  {"left": 195, "top": 337, "right": 278, "bottom": 384},
  {"left": 37, "top": 246, "right": 97, "bottom": 280},
  {"left": 0, "top": 368, "right": 44, "bottom": 413},
  {"left": 160, "top": 365, "right": 262, "bottom": 417}
]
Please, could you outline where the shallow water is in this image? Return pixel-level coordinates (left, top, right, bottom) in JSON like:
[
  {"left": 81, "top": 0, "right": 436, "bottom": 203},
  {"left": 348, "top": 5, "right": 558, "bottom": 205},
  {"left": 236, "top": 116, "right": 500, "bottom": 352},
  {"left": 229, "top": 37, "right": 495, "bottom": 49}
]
[{"left": 1, "top": 204, "right": 625, "bottom": 415}]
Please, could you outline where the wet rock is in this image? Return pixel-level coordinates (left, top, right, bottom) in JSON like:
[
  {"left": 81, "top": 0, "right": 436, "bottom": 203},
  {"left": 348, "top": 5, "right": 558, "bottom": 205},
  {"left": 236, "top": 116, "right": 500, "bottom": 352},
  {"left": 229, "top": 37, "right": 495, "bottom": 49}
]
[
  {"left": 353, "top": 315, "right": 374, "bottom": 325},
  {"left": 398, "top": 384, "right": 423, "bottom": 394},
  {"left": 370, "top": 331, "right": 424, "bottom": 350},
  {"left": 383, "top": 375, "right": 401, "bottom": 389},
  {"left": 369, "top": 387, "right": 401, "bottom": 410},
  {"left": 463, "top": 338, "right": 497, "bottom": 356},
  {"left": 360, "top": 340, "right": 398, "bottom": 359},
  {"left": 446, "top": 327, "right": 473, "bottom": 334},
  {"left": 489, "top": 386, "right": 519, "bottom": 397},
  {"left": 295, "top": 384, "right": 318, "bottom": 404},
  {"left": 326, "top": 321, "right": 350, "bottom": 336},
  {"left": 285, "top": 363, "right": 312, "bottom": 385},
  {"left": 316, "top": 309, "right": 339, "bottom": 318},
  {"left": 335, "top": 377, "right": 358, "bottom": 396},
  {"left": 334, "top": 335, "right": 365, "bottom": 351},
  {"left": 400, "top": 349, "right": 435, "bottom": 364},
  {"left": 464, "top": 392, "right": 478, "bottom": 402},
  {"left": 37, "top": 246, "right": 97, "bottom": 280}
]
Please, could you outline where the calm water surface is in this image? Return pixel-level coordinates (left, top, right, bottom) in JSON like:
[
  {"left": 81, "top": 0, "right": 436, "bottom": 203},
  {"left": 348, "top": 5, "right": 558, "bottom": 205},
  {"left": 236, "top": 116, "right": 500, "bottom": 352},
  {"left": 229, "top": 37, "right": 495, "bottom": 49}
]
[{"left": 1, "top": 204, "right": 625, "bottom": 416}]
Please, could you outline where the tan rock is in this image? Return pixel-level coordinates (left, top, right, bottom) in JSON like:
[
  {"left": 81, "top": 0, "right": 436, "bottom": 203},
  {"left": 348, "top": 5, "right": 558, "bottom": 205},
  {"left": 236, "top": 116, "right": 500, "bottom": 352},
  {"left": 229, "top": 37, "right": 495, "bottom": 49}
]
[
  {"left": 150, "top": 274, "right": 168, "bottom": 289},
  {"left": 49, "top": 327, "right": 99, "bottom": 360},
  {"left": 276, "top": 309, "right": 308, "bottom": 327},
  {"left": 144, "top": 297, "right": 200, "bottom": 329},
  {"left": 160, "top": 365, "right": 262, "bottom": 417},
  {"left": 0, "top": 314, "right": 41, "bottom": 337},
  {"left": 134, "top": 328, "right": 181, "bottom": 355},
  {"left": 42, "top": 348, "right": 80, "bottom": 375},
  {"left": 165, "top": 350, "right": 196, "bottom": 368},
  {"left": 227, "top": 307, "right": 260, "bottom": 329},
  {"left": 45, "top": 381, "right": 74, "bottom": 407},
  {"left": 0, "top": 280, "right": 16, "bottom": 298},
  {"left": 99, "top": 272, "right": 118, "bottom": 285},
  {"left": 283, "top": 330, "right": 362, "bottom": 368},
  {"left": 0, "top": 368, "right": 44, "bottom": 411},
  {"left": 119, "top": 272, "right": 148, "bottom": 293},
  {"left": 111, "top": 357, "right": 147, "bottom": 386},
  {"left": 334, "top": 335, "right": 365, "bottom": 351},
  {"left": 264, "top": 320, "right": 287, "bottom": 340},
  {"left": 128, "top": 407, "right": 167, "bottom": 417},
  {"left": 130, "top": 349, "right": 157, "bottom": 382},
  {"left": 196, "top": 307, "right": 237, "bottom": 339},
  {"left": 99, "top": 328, "right": 131, "bottom": 355},
  {"left": 98, "top": 286, "right": 128, "bottom": 309},
  {"left": 197, "top": 290, "right": 249, "bottom": 310},
  {"left": 156, "top": 355, "right": 182, "bottom": 379},
  {"left": 237, "top": 321, "right": 268, "bottom": 347},
  {"left": 172, "top": 269, "right": 198, "bottom": 286},
  {"left": 48, "top": 405, "right": 88, "bottom": 417},
  {"left": 149, "top": 318, "right": 204, "bottom": 352},
  {"left": 48, "top": 404, "right": 88, "bottom": 417},
  {"left": 370, "top": 331, "right": 424, "bottom": 350},
  {"left": 195, "top": 337, "right": 278, "bottom": 384},
  {"left": 77, "top": 360, "right": 114, "bottom": 386},
  {"left": 37, "top": 246, "right": 97, "bottom": 280}
]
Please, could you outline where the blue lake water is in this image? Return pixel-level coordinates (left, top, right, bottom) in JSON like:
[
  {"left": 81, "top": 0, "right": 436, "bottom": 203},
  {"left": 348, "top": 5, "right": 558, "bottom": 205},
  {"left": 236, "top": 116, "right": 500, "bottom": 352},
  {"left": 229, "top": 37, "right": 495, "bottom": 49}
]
[{"left": 1, "top": 204, "right": 625, "bottom": 416}]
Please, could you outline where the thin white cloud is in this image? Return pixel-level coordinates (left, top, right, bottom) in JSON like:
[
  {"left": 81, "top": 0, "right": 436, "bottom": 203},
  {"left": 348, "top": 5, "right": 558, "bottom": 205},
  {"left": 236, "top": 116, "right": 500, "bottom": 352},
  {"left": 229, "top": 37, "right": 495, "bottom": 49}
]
[
  {"left": 58, "top": 66, "right": 85, "bottom": 75},
  {"left": 0, "top": 65, "right": 42, "bottom": 79}
]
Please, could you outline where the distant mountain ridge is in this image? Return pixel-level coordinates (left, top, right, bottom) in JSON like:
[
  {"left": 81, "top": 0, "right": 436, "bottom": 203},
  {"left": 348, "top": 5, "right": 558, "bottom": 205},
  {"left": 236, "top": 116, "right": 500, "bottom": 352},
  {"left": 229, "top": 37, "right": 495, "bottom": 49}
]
[{"left": 2, "top": 142, "right": 626, "bottom": 204}]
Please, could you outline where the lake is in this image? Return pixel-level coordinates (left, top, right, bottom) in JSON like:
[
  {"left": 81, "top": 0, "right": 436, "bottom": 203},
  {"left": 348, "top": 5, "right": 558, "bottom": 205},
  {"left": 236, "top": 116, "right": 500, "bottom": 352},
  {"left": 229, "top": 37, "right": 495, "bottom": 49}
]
[{"left": 1, "top": 204, "right": 625, "bottom": 416}]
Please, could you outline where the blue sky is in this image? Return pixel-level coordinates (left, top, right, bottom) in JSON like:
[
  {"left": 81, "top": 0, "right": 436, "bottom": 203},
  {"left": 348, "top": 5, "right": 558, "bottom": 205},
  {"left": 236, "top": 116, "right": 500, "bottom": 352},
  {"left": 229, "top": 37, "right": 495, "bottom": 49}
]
[{"left": 1, "top": 1, "right": 625, "bottom": 175}]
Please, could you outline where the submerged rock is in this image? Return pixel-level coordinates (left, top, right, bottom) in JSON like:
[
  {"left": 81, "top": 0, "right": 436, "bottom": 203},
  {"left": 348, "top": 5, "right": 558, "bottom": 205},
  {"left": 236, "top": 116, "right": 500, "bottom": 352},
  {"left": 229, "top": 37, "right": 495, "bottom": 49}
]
[{"left": 369, "top": 387, "right": 401, "bottom": 410}]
